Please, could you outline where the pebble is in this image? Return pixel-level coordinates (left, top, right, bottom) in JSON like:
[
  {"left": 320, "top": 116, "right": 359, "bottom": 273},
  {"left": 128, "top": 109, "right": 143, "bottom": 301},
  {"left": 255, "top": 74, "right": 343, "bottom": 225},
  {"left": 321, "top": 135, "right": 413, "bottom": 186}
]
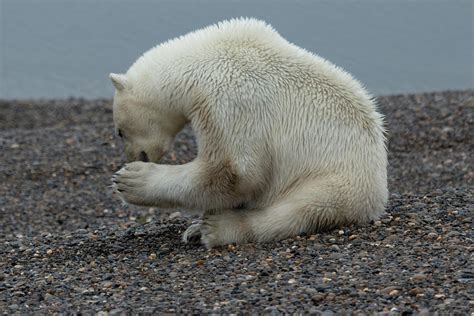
[
  {"left": 381, "top": 217, "right": 392, "bottom": 224},
  {"left": 168, "top": 211, "right": 182, "bottom": 220},
  {"left": 412, "top": 273, "right": 427, "bottom": 282},
  {"left": 409, "top": 287, "right": 424, "bottom": 296},
  {"left": 304, "top": 287, "right": 318, "bottom": 295},
  {"left": 381, "top": 286, "right": 399, "bottom": 295},
  {"left": 325, "top": 293, "right": 336, "bottom": 301},
  {"left": 311, "top": 294, "right": 326, "bottom": 303},
  {"left": 389, "top": 289, "right": 399, "bottom": 296}
]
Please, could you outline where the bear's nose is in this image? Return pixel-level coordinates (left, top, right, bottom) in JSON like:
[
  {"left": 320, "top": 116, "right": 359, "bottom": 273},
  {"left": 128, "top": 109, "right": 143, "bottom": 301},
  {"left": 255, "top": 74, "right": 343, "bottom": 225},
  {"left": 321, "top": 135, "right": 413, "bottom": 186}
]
[{"left": 139, "top": 151, "right": 149, "bottom": 162}]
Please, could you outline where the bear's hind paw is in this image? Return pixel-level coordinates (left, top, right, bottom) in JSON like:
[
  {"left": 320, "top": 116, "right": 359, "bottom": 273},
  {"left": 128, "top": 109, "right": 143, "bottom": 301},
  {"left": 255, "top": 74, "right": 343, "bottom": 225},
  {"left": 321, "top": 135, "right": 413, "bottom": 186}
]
[{"left": 182, "top": 220, "right": 203, "bottom": 244}]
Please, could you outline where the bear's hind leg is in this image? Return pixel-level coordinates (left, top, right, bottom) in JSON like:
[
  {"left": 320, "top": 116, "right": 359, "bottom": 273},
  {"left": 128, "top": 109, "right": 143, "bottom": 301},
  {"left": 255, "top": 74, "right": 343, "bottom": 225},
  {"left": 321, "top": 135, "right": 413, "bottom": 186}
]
[{"left": 188, "top": 179, "right": 357, "bottom": 248}]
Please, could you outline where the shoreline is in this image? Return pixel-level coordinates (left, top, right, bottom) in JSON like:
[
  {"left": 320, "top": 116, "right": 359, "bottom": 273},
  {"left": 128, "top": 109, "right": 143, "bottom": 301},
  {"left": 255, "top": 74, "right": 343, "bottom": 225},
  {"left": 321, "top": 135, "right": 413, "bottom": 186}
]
[{"left": 2, "top": 88, "right": 472, "bottom": 103}]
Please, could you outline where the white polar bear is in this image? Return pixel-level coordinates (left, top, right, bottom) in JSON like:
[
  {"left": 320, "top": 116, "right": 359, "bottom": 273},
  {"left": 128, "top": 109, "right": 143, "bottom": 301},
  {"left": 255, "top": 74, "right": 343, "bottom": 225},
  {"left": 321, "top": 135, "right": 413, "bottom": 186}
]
[{"left": 110, "top": 18, "right": 388, "bottom": 249}]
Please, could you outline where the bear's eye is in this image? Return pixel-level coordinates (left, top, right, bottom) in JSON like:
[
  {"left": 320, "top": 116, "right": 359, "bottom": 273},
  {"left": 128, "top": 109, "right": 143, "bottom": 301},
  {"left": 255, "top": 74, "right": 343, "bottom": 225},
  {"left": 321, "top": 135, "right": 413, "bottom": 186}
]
[{"left": 118, "top": 129, "right": 123, "bottom": 138}]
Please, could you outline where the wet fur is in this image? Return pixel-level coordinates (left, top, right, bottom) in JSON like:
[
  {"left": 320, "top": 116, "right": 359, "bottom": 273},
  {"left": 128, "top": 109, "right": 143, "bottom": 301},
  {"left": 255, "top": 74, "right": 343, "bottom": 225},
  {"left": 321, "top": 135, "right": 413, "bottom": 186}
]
[{"left": 110, "top": 18, "right": 388, "bottom": 248}]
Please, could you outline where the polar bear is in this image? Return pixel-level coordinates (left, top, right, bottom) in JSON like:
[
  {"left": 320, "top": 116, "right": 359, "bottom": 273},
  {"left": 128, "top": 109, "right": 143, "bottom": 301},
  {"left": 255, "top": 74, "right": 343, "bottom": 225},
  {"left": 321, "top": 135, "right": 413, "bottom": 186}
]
[{"left": 110, "top": 18, "right": 388, "bottom": 248}]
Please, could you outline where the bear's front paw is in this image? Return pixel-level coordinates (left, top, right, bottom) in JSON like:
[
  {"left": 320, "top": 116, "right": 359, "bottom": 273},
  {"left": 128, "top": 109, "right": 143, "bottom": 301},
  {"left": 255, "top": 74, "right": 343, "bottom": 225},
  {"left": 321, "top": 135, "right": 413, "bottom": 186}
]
[{"left": 112, "top": 161, "right": 157, "bottom": 206}]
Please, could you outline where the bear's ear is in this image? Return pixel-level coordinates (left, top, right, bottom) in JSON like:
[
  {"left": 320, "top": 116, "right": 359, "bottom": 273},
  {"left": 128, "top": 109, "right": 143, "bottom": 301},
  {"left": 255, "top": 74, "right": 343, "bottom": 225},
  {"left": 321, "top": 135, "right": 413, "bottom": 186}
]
[{"left": 109, "top": 73, "right": 128, "bottom": 91}]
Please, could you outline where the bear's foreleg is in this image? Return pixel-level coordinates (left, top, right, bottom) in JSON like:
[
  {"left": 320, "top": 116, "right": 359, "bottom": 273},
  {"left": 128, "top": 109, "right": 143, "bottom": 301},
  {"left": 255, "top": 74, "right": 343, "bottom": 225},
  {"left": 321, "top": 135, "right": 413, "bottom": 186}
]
[{"left": 112, "top": 159, "right": 242, "bottom": 210}]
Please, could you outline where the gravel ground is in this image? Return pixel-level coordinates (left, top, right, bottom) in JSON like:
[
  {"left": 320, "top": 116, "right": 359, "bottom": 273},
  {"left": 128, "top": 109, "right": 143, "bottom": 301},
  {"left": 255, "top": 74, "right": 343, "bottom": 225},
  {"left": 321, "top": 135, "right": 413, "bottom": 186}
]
[{"left": 0, "top": 90, "right": 473, "bottom": 314}]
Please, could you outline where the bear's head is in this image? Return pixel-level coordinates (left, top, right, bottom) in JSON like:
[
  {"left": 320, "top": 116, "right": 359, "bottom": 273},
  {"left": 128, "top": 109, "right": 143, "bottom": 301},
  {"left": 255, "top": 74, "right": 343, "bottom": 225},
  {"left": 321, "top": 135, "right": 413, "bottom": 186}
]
[{"left": 109, "top": 73, "right": 186, "bottom": 163}]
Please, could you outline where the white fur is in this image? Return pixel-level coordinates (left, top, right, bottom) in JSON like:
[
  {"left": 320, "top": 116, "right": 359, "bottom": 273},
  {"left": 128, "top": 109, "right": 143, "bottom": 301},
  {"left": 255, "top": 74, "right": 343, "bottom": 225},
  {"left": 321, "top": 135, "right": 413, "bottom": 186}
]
[{"left": 110, "top": 18, "right": 388, "bottom": 248}]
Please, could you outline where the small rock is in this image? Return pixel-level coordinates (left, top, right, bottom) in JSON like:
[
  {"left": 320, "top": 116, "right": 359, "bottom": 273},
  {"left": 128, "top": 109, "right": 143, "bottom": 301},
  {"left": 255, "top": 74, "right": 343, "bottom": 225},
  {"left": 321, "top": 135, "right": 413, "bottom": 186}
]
[
  {"left": 412, "top": 273, "right": 427, "bottom": 282},
  {"left": 168, "top": 211, "right": 182, "bottom": 220},
  {"left": 381, "top": 217, "right": 392, "bottom": 224},
  {"left": 384, "top": 234, "right": 398, "bottom": 242},
  {"left": 169, "top": 272, "right": 178, "bottom": 278},
  {"left": 264, "top": 306, "right": 279, "bottom": 312},
  {"left": 413, "top": 202, "right": 426, "bottom": 209},
  {"left": 311, "top": 293, "right": 326, "bottom": 303},
  {"left": 409, "top": 287, "right": 424, "bottom": 296},
  {"left": 304, "top": 287, "right": 318, "bottom": 295},
  {"left": 381, "top": 286, "right": 399, "bottom": 295},
  {"left": 330, "top": 245, "right": 340, "bottom": 251},
  {"left": 389, "top": 289, "right": 399, "bottom": 296},
  {"left": 325, "top": 293, "right": 336, "bottom": 301},
  {"left": 309, "top": 308, "right": 322, "bottom": 316},
  {"left": 418, "top": 308, "right": 430, "bottom": 316},
  {"left": 196, "top": 259, "right": 205, "bottom": 266},
  {"left": 44, "top": 293, "right": 58, "bottom": 302}
]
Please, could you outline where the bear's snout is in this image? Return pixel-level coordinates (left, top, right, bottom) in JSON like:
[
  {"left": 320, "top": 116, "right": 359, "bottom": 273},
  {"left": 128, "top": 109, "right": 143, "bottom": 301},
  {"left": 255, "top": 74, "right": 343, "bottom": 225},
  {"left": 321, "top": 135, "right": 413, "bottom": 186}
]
[{"left": 139, "top": 151, "right": 149, "bottom": 162}]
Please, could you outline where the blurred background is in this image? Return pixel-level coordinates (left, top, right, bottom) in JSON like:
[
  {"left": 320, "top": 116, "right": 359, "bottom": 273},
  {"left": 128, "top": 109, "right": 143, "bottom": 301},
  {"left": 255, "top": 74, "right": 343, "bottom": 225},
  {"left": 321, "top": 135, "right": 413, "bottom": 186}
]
[{"left": 0, "top": 0, "right": 473, "bottom": 99}]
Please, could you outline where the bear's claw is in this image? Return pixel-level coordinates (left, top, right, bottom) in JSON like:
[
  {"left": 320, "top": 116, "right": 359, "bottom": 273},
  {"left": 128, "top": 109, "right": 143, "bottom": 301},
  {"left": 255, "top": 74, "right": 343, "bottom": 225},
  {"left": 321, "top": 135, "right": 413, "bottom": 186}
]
[{"left": 182, "top": 220, "right": 203, "bottom": 243}]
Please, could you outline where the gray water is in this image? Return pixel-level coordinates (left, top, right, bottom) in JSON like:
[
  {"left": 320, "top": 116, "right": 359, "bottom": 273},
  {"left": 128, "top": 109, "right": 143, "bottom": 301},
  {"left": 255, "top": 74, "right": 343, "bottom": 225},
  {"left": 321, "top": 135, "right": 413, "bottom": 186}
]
[{"left": 1, "top": 0, "right": 473, "bottom": 99}]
